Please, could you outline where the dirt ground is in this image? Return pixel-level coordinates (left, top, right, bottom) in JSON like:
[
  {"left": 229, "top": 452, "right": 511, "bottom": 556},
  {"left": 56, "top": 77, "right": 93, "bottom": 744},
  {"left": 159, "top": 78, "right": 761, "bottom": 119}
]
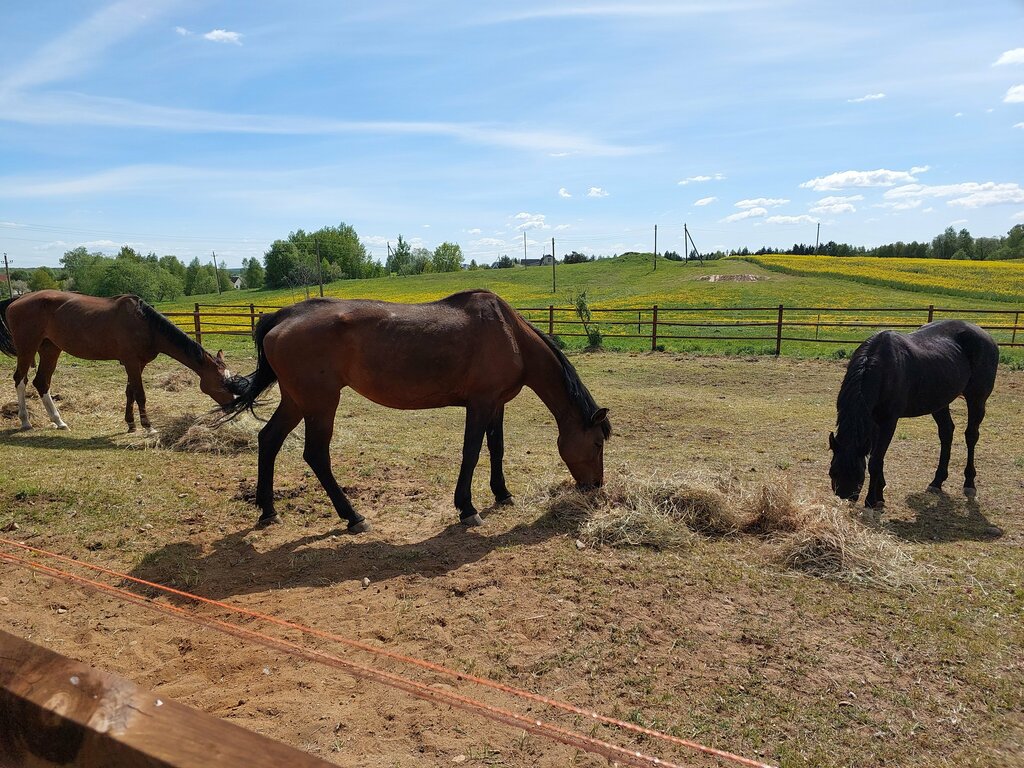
[{"left": 0, "top": 352, "right": 1022, "bottom": 768}]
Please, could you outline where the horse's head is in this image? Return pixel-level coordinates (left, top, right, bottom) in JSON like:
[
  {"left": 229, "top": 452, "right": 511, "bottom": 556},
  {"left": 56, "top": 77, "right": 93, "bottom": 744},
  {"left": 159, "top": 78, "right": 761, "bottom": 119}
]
[
  {"left": 558, "top": 408, "right": 611, "bottom": 490},
  {"left": 199, "top": 349, "right": 239, "bottom": 407},
  {"left": 828, "top": 431, "right": 865, "bottom": 502}
]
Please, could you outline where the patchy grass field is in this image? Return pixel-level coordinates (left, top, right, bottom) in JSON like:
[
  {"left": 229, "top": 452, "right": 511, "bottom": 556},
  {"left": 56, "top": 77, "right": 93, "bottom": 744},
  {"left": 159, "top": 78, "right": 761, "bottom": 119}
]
[{"left": 0, "top": 352, "right": 1022, "bottom": 767}]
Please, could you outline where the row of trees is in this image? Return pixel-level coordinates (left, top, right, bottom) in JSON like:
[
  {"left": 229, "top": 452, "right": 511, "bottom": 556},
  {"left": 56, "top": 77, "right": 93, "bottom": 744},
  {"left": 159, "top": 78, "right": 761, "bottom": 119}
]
[
  {"left": 264, "top": 223, "right": 383, "bottom": 288},
  {"left": 383, "top": 235, "right": 464, "bottom": 276},
  {"left": 733, "top": 224, "right": 1024, "bottom": 261}
]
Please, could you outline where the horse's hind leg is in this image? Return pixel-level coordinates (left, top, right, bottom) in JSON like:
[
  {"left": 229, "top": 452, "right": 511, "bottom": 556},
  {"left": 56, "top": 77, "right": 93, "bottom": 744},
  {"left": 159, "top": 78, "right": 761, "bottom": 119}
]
[
  {"left": 486, "top": 405, "right": 513, "bottom": 506},
  {"left": 33, "top": 340, "right": 68, "bottom": 430},
  {"left": 123, "top": 362, "right": 153, "bottom": 433},
  {"left": 254, "top": 396, "right": 303, "bottom": 527},
  {"left": 927, "top": 407, "right": 954, "bottom": 492},
  {"left": 963, "top": 396, "right": 988, "bottom": 498},
  {"left": 13, "top": 348, "right": 37, "bottom": 431},
  {"left": 454, "top": 404, "right": 491, "bottom": 526},
  {"left": 302, "top": 410, "right": 369, "bottom": 533}
]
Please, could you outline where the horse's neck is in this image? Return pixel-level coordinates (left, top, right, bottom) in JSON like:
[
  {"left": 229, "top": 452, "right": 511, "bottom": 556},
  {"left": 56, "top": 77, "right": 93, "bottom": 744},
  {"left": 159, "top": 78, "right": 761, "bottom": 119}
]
[
  {"left": 838, "top": 357, "right": 879, "bottom": 448},
  {"left": 521, "top": 334, "right": 575, "bottom": 428},
  {"left": 154, "top": 331, "right": 210, "bottom": 376}
]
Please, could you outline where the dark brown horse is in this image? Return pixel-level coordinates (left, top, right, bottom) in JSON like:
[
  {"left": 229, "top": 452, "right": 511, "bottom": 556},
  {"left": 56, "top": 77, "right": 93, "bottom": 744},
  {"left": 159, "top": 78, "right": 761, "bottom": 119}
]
[
  {"left": 225, "top": 290, "right": 611, "bottom": 531},
  {"left": 0, "top": 290, "right": 239, "bottom": 432},
  {"left": 829, "top": 320, "right": 999, "bottom": 509}
]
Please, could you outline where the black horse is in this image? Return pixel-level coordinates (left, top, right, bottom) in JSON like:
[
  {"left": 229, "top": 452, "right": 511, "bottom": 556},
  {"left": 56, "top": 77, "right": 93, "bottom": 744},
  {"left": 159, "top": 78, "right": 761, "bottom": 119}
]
[{"left": 829, "top": 320, "right": 998, "bottom": 509}]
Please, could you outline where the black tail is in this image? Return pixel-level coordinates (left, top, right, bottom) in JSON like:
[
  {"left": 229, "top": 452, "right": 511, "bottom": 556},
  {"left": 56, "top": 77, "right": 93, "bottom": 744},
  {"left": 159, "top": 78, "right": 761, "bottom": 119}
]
[
  {"left": 220, "top": 309, "right": 285, "bottom": 421},
  {"left": 0, "top": 297, "right": 17, "bottom": 357}
]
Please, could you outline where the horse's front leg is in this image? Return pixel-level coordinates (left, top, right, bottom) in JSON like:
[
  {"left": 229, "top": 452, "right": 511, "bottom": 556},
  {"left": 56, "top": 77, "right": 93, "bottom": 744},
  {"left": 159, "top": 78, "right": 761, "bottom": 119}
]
[
  {"left": 254, "top": 397, "right": 302, "bottom": 527},
  {"left": 927, "top": 407, "right": 954, "bottom": 492},
  {"left": 302, "top": 410, "right": 370, "bottom": 533},
  {"left": 486, "top": 404, "right": 513, "bottom": 506},
  {"left": 963, "top": 397, "right": 988, "bottom": 498},
  {"left": 865, "top": 420, "right": 897, "bottom": 509},
  {"left": 34, "top": 340, "right": 68, "bottom": 430},
  {"left": 454, "top": 405, "right": 491, "bottom": 526}
]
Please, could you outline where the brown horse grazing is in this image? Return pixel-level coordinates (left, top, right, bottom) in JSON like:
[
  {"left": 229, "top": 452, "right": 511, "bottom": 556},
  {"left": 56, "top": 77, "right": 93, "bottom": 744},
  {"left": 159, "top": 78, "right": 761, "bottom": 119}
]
[
  {"left": 224, "top": 290, "right": 611, "bottom": 532},
  {"left": 0, "top": 290, "right": 240, "bottom": 432}
]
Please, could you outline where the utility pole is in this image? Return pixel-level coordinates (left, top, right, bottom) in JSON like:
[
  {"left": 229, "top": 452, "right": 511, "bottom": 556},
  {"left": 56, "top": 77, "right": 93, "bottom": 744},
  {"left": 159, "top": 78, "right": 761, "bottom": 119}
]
[
  {"left": 653, "top": 224, "right": 658, "bottom": 271},
  {"left": 2, "top": 253, "right": 11, "bottom": 298},
  {"left": 211, "top": 251, "right": 221, "bottom": 295},
  {"left": 684, "top": 224, "right": 689, "bottom": 262},
  {"left": 551, "top": 237, "right": 556, "bottom": 293},
  {"left": 815, "top": 222, "right": 820, "bottom": 254},
  {"left": 523, "top": 231, "right": 527, "bottom": 265},
  {"left": 316, "top": 239, "right": 324, "bottom": 297}
]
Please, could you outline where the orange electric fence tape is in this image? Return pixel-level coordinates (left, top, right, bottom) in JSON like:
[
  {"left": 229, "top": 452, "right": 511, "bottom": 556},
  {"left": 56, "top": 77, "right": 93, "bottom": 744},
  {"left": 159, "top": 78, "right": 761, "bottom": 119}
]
[{"left": 0, "top": 537, "right": 775, "bottom": 768}]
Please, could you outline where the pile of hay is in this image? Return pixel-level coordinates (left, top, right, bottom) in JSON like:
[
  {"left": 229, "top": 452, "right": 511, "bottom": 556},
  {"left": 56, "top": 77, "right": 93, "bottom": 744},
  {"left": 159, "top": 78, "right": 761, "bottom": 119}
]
[
  {"left": 159, "top": 369, "right": 194, "bottom": 392},
  {"left": 156, "top": 411, "right": 259, "bottom": 454},
  {"left": 538, "top": 471, "right": 919, "bottom": 587}
]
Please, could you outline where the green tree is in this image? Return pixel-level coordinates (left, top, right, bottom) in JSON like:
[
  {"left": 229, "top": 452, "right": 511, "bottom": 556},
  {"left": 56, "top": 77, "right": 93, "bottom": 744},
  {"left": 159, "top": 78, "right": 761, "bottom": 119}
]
[
  {"left": 241, "top": 257, "right": 265, "bottom": 289},
  {"left": 411, "top": 247, "right": 432, "bottom": 274},
  {"left": 159, "top": 255, "right": 186, "bottom": 281},
  {"left": 28, "top": 266, "right": 59, "bottom": 292},
  {"left": 264, "top": 240, "right": 301, "bottom": 288},
  {"left": 61, "top": 247, "right": 107, "bottom": 294},
  {"left": 215, "top": 259, "right": 233, "bottom": 292},
  {"left": 386, "top": 235, "right": 413, "bottom": 275},
  {"left": 96, "top": 259, "right": 157, "bottom": 301},
  {"left": 432, "top": 242, "right": 463, "bottom": 272}
]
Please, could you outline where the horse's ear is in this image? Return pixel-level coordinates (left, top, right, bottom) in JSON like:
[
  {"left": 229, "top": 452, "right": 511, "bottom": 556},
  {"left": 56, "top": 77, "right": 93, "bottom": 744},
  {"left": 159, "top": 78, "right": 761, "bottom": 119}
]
[
  {"left": 828, "top": 431, "right": 836, "bottom": 451},
  {"left": 215, "top": 349, "right": 225, "bottom": 363},
  {"left": 590, "top": 408, "right": 609, "bottom": 426}
]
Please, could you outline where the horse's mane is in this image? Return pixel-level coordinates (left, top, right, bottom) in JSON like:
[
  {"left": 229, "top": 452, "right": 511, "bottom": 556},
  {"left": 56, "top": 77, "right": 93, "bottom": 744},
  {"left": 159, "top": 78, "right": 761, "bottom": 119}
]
[
  {"left": 527, "top": 321, "right": 611, "bottom": 438},
  {"left": 835, "top": 338, "right": 879, "bottom": 452},
  {"left": 138, "top": 300, "right": 209, "bottom": 369}
]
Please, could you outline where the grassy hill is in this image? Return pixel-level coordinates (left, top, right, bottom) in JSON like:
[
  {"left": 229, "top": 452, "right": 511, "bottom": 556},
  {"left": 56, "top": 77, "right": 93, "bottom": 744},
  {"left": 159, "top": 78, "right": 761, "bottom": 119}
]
[{"left": 155, "top": 254, "right": 1024, "bottom": 360}]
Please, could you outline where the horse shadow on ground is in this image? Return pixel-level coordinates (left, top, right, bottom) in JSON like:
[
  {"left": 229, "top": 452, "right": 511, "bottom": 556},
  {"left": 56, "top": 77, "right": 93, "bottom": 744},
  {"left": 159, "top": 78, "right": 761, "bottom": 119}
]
[
  {"left": 0, "top": 428, "right": 121, "bottom": 451},
  {"left": 886, "top": 490, "right": 1004, "bottom": 543},
  {"left": 129, "top": 506, "right": 567, "bottom": 603}
]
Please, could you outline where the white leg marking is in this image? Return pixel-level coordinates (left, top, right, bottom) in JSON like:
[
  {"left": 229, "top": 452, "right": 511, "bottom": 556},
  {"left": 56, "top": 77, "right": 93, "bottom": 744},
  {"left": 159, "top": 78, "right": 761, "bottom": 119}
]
[
  {"left": 16, "top": 379, "right": 30, "bottom": 430},
  {"left": 41, "top": 393, "right": 69, "bottom": 430}
]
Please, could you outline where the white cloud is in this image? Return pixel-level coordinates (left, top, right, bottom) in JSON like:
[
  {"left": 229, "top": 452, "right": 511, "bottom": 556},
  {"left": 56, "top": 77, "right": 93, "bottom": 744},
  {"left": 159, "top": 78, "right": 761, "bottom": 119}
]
[
  {"left": 587, "top": 187, "right": 609, "bottom": 197},
  {"left": 467, "top": 228, "right": 481, "bottom": 234},
  {"left": 512, "top": 212, "right": 549, "bottom": 231},
  {"left": 1013, "top": 210, "right": 1024, "bottom": 221},
  {"left": 678, "top": 173, "right": 724, "bottom": 185},
  {"left": 554, "top": 224, "right": 571, "bottom": 230},
  {"left": 1004, "top": 85, "right": 1024, "bottom": 103},
  {"left": 877, "top": 199, "right": 922, "bottom": 211},
  {"left": 766, "top": 215, "right": 816, "bottom": 225},
  {"left": 362, "top": 235, "right": 389, "bottom": 248},
  {"left": 847, "top": 93, "right": 885, "bottom": 103},
  {"left": 810, "top": 195, "right": 862, "bottom": 215},
  {"left": 1015, "top": 122, "right": 1024, "bottom": 130},
  {"left": 884, "top": 181, "right": 1024, "bottom": 209},
  {"left": 175, "top": 26, "right": 191, "bottom": 36},
  {"left": 721, "top": 207, "right": 766, "bottom": 223},
  {"left": 735, "top": 197, "right": 788, "bottom": 209},
  {"left": 558, "top": 187, "right": 571, "bottom": 198},
  {"left": 694, "top": 196, "right": 717, "bottom": 206},
  {"left": 203, "top": 29, "right": 242, "bottom": 45},
  {"left": 473, "top": 237, "right": 506, "bottom": 247},
  {"left": 549, "top": 151, "right": 571, "bottom": 158},
  {"left": 909, "top": 165, "right": 930, "bottom": 174},
  {"left": 994, "top": 48, "right": 1024, "bottom": 66},
  {"left": 800, "top": 168, "right": 918, "bottom": 191}
]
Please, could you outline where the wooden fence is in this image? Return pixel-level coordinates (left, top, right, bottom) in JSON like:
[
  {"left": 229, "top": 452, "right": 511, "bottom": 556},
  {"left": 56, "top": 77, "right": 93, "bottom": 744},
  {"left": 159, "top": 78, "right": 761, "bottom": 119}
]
[{"left": 165, "top": 302, "right": 1024, "bottom": 354}]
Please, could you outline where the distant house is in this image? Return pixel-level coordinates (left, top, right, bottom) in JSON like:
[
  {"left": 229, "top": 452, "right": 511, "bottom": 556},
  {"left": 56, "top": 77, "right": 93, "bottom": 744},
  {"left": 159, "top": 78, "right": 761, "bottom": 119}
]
[
  {"left": 230, "top": 276, "right": 244, "bottom": 289},
  {"left": 521, "top": 255, "right": 554, "bottom": 267}
]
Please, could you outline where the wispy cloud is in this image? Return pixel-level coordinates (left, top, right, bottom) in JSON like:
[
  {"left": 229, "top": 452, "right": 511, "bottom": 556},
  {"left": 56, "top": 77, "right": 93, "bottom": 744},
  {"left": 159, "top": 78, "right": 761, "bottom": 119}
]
[
  {"left": 800, "top": 168, "right": 919, "bottom": 192},
  {"left": 203, "top": 29, "right": 242, "bottom": 45},
  {"left": 1004, "top": 85, "right": 1024, "bottom": 104},
  {"left": 909, "top": 165, "right": 930, "bottom": 174},
  {"left": 884, "top": 181, "right": 1024, "bottom": 209},
  {"left": 721, "top": 207, "right": 766, "bottom": 223},
  {"left": 587, "top": 187, "right": 609, "bottom": 197},
  {"left": 994, "top": 48, "right": 1024, "bottom": 66},
  {"left": 1015, "top": 122, "right": 1024, "bottom": 130},
  {"left": 678, "top": 173, "right": 724, "bottom": 185},
  {"left": 735, "top": 197, "right": 788, "bottom": 209},
  {"left": 810, "top": 195, "right": 862, "bottom": 215},
  {"left": 558, "top": 187, "right": 572, "bottom": 198},
  {"left": 847, "top": 93, "right": 885, "bottom": 103},
  {"left": 512, "top": 212, "right": 549, "bottom": 231},
  {"left": 766, "top": 215, "right": 816, "bottom": 224},
  {"left": 175, "top": 25, "right": 190, "bottom": 36},
  {"left": 694, "top": 196, "right": 717, "bottom": 206},
  {"left": 478, "top": 4, "right": 761, "bottom": 24}
]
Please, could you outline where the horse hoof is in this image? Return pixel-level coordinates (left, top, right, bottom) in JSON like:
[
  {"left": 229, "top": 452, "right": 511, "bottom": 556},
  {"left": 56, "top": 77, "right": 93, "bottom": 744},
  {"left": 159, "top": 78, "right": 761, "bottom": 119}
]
[
  {"left": 461, "top": 513, "right": 485, "bottom": 527},
  {"left": 347, "top": 519, "right": 372, "bottom": 534},
  {"left": 19, "top": 424, "right": 32, "bottom": 432},
  {"left": 127, "top": 425, "right": 137, "bottom": 434},
  {"left": 495, "top": 495, "right": 514, "bottom": 507},
  {"left": 964, "top": 487, "right": 977, "bottom": 498},
  {"left": 255, "top": 514, "right": 281, "bottom": 528},
  {"left": 865, "top": 501, "right": 885, "bottom": 511},
  {"left": 57, "top": 424, "right": 70, "bottom": 431},
  {"left": 926, "top": 485, "right": 942, "bottom": 494}
]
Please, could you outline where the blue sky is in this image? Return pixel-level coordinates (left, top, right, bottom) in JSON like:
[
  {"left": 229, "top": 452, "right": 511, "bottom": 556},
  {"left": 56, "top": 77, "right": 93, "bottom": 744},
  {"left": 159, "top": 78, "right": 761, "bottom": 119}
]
[{"left": 1, "top": 1, "right": 1023, "bottom": 268}]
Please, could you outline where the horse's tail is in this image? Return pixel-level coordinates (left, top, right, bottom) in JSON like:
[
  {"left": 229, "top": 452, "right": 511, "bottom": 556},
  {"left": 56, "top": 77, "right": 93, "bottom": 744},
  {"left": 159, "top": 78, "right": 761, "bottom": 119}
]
[
  {"left": 220, "top": 309, "right": 284, "bottom": 421},
  {"left": 0, "top": 297, "right": 18, "bottom": 357}
]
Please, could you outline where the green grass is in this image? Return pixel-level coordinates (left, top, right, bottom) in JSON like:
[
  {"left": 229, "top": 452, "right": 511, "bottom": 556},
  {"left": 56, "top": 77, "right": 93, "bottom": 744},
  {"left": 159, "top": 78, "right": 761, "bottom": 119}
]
[{"left": 156, "top": 254, "right": 1024, "bottom": 362}]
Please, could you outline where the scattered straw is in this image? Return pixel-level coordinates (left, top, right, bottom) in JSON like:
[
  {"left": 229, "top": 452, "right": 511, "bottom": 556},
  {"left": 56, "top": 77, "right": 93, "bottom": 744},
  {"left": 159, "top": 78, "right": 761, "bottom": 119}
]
[
  {"left": 742, "top": 479, "right": 807, "bottom": 536},
  {"left": 156, "top": 411, "right": 259, "bottom": 454},
  {"left": 159, "top": 370, "right": 194, "bottom": 393}
]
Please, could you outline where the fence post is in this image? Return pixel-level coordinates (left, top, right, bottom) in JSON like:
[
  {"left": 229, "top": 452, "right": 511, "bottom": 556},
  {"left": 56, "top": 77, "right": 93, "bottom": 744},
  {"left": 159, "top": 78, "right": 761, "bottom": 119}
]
[
  {"left": 250, "top": 303, "right": 256, "bottom": 333},
  {"left": 193, "top": 302, "right": 202, "bottom": 345},
  {"left": 548, "top": 305, "right": 554, "bottom": 336},
  {"left": 1013, "top": 311, "right": 1020, "bottom": 347},
  {"left": 651, "top": 305, "right": 658, "bottom": 351},
  {"left": 927, "top": 304, "right": 934, "bottom": 323},
  {"left": 638, "top": 310, "right": 642, "bottom": 335},
  {"left": 775, "top": 304, "right": 784, "bottom": 356}
]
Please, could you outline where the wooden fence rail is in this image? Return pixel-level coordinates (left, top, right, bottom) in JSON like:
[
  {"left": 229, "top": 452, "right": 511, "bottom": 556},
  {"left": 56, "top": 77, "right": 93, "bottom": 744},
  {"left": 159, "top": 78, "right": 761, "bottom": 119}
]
[
  {"left": 0, "top": 629, "right": 334, "bottom": 768},
  {"left": 164, "top": 302, "right": 1024, "bottom": 354}
]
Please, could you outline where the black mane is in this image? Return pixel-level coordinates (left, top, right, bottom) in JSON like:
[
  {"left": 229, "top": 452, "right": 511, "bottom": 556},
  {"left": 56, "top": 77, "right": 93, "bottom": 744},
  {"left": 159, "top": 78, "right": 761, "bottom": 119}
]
[
  {"left": 530, "top": 323, "right": 611, "bottom": 438},
  {"left": 835, "top": 336, "right": 879, "bottom": 452},
  {"left": 138, "top": 299, "right": 209, "bottom": 369}
]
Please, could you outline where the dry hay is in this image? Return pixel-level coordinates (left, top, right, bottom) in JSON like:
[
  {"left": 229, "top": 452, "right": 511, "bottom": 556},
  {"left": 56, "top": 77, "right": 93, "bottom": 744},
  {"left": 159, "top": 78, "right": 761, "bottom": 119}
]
[
  {"left": 538, "top": 471, "right": 919, "bottom": 587},
  {"left": 123, "top": 411, "right": 259, "bottom": 454},
  {"left": 158, "top": 369, "right": 194, "bottom": 393},
  {"left": 697, "top": 274, "right": 761, "bottom": 282}
]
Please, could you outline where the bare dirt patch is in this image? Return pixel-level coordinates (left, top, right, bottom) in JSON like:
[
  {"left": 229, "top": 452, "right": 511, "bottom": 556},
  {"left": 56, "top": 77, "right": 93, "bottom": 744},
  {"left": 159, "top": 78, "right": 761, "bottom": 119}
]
[{"left": 697, "top": 274, "right": 762, "bottom": 282}]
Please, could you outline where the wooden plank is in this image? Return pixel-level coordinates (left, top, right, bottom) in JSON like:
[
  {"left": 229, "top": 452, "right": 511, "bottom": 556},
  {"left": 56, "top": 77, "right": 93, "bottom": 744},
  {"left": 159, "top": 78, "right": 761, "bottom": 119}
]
[{"left": 0, "top": 629, "right": 335, "bottom": 768}]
